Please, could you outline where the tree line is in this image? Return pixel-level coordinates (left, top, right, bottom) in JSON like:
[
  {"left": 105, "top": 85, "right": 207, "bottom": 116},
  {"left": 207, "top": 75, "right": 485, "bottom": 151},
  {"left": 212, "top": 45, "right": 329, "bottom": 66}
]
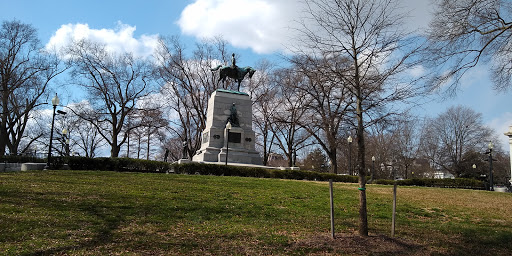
[{"left": 1, "top": 0, "right": 511, "bottom": 237}]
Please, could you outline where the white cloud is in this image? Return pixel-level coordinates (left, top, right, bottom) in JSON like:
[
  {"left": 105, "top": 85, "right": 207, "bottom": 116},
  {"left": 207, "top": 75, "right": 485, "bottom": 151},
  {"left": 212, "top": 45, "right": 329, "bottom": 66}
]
[
  {"left": 45, "top": 22, "right": 159, "bottom": 59},
  {"left": 177, "top": 0, "right": 300, "bottom": 54},
  {"left": 400, "top": 0, "right": 433, "bottom": 33},
  {"left": 177, "top": 0, "right": 432, "bottom": 54},
  {"left": 408, "top": 65, "right": 426, "bottom": 78}
]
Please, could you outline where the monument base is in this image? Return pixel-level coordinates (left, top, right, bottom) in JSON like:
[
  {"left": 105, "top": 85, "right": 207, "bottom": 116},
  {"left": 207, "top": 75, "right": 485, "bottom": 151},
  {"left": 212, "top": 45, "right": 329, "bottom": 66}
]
[
  {"left": 192, "top": 89, "right": 263, "bottom": 165},
  {"left": 193, "top": 146, "right": 262, "bottom": 165},
  {"left": 189, "top": 160, "right": 300, "bottom": 170}
]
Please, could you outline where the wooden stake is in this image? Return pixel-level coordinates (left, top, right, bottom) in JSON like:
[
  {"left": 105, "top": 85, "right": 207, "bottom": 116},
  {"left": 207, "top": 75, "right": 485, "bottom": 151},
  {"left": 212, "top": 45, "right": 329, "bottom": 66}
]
[
  {"left": 329, "top": 179, "right": 335, "bottom": 239},
  {"left": 391, "top": 183, "right": 397, "bottom": 237}
]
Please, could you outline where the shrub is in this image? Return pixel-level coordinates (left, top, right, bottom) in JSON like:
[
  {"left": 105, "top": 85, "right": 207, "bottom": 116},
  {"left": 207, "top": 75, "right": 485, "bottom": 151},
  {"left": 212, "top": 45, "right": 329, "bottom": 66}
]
[
  {"left": 0, "top": 155, "right": 45, "bottom": 163},
  {"left": 373, "top": 178, "right": 485, "bottom": 190},
  {"left": 54, "top": 157, "right": 486, "bottom": 190},
  {"left": 65, "top": 157, "right": 171, "bottom": 173}
]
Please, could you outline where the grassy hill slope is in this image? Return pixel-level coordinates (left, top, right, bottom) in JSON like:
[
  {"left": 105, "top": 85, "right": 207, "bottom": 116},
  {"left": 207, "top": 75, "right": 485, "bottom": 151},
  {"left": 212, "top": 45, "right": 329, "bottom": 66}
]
[{"left": 1, "top": 170, "right": 511, "bottom": 255}]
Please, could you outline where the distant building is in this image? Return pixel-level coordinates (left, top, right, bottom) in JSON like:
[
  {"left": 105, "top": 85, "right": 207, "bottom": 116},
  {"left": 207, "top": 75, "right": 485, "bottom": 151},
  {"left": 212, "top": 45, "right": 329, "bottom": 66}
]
[{"left": 433, "top": 170, "right": 455, "bottom": 179}]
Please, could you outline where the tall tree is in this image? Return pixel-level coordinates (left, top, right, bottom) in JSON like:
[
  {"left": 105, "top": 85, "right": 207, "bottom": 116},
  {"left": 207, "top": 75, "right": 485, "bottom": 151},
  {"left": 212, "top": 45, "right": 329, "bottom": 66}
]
[
  {"left": 248, "top": 60, "right": 279, "bottom": 166},
  {"left": 290, "top": 54, "right": 352, "bottom": 175},
  {"left": 66, "top": 101, "right": 105, "bottom": 158},
  {"left": 138, "top": 107, "right": 168, "bottom": 160},
  {"left": 0, "top": 20, "right": 64, "bottom": 155},
  {"left": 272, "top": 68, "right": 311, "bottom": 167},
  {"left": 66, "top": 39, "right": 153, "bottom": 157},
  {"left": 418, "top": 105, "right": 495, "bottom": 177},
  {"left": 426, "top": 0, "right": 512, "bottom": 92},
  {"left": 296, "top": 0, "right": 424, "bottom": 236},
  {"left": 389, "top": 114, "right": 421, "bottom": 179},
  {"left": 154, "top": 36, "right": 231, "bottom": 158}
]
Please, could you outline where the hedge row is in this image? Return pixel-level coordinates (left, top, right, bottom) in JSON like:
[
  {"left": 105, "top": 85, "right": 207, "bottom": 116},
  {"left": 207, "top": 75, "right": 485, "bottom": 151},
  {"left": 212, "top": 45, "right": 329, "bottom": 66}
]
[
  {"left": 55, "top": 157, "right": 358, "bottom": 182},
  {"left": 373, "top": 178, "right": 485, "bottom": 189},
  {"left": 0, "top": 155, "right": 45, "bottom": 163},
  {"left": 46, "top": 157, "right": 485, "bottom": 189},
  {"left": 172, "top": 162, "right": 359, "bottom": 183},
  {"left": 64, "top": 156, "right": 172, "bottom": 173}
]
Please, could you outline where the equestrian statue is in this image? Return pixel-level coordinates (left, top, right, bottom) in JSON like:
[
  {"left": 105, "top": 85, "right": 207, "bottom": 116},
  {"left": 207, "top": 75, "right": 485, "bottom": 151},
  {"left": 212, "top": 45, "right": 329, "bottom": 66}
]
[{"left": 211, "top": 53, "right": 256, "bottom": 91}]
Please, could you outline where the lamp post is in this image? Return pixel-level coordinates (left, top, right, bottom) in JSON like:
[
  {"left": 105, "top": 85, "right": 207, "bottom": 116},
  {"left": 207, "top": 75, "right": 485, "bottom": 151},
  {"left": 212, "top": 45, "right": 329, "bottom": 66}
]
[
  {"left": 487, "top": 141, "right": 494, "bottom": 191},
  {"left": 371, "top": 156, "right": 376, "bottom": 182},
  {"left": 225, "top": 121, "right": 232, "bottom": 165},
  {"left": 348, "top": 136, "right": 353, "bottom": 175},
  {"left": 45, "top": 94, "right": 59, "bottom": 169},
  {"left": 504, "top": 126, "right": 512, "bottom": 185},
  {"left": 292, "top": 147, "right": 297, "bottom": 167},
  {"left": 62, "top": 128, "right": 68, "bottom": 156}
]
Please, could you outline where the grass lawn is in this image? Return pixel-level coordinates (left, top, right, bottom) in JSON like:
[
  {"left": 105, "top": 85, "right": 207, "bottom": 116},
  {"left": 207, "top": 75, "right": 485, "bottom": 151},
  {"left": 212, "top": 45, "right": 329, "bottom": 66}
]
[{"left": 1, "top": 170, "right": 511, "bottom": 255}]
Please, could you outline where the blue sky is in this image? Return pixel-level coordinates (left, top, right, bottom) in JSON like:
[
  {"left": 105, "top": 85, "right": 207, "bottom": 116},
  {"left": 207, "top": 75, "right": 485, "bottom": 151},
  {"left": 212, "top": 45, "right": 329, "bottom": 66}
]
[{"left": 1, "top": 0, "right": 511, "bottom": 151}]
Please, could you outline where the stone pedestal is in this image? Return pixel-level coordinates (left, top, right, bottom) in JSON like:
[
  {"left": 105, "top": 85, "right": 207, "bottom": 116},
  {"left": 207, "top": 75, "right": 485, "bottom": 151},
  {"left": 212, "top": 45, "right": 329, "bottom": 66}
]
[{"left": 192, "top": 89, "right": 262, "bottom": 165}]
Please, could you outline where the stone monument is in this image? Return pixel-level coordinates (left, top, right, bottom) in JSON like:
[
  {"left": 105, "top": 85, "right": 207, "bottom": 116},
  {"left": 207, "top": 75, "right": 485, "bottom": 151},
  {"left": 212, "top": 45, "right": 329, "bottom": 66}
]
[
  {"left": 192, "top": 89, "right": 262, "bottom": 165},
  {"left": 192, "top": 54, "right": 261, "bottom": 165}
]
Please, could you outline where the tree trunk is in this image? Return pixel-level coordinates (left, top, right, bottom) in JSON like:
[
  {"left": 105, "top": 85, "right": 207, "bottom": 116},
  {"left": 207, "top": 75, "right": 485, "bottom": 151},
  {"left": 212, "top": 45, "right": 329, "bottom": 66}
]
[
  {"left": 0, "top": 89, "right": 8, "bottom": 156},
  {"left": 353, "top": 40, "right": 368, "bottom": 235},
  {"left": 137, "top": 136, "right": 141, "bottom": 159},
  {"left": 146, "top": 126, "right": 151, "bottom": 160},
  {"left": 111, "top": 145, "right": 120, "bottom": 158},
  {"left": 111, "top": 132, "right": 120, "bottom": 158},
  {"left": 329, "top": 148, "right": 338, "bottom": 174},
  {"left": 127, "top": 131, "right": 130, "bottom": 158},
  {"left": 357, "top": 95, "right": 368, "bottom": 236}
]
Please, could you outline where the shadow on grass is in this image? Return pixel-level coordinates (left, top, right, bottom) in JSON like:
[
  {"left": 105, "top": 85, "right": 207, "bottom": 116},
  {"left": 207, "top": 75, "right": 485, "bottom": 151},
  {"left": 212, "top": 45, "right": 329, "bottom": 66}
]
[
  {"left": 291, "top": 233, "right": 429, "bottom": 255},
  {"left": 436, "top": 226, "right": 512, "bottom": 256},
  {"left": 1, "top": 189, "right": 132, "bottom": 256}
]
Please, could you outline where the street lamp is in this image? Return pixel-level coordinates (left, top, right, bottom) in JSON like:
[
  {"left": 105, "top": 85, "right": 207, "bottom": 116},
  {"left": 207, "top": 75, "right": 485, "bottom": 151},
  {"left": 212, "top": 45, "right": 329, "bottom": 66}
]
[
  {"left": 348, "top": 136, "right": 353, "bottom": 175},
  {"left": 371, "top": 156, "right": 376, "bottom": 182},
  {"left": 225, "top": 121, "right": 232, "bottom": 165},
  {"left": 62, "top": 128, "right": 68, "bottom": 156},
  {"left": 292, "top": 147, "right": 297, "bottom": 167},
  {"left": 487, "top": 141, "right": 494, "bottom": 191},
  {"left": 45, "top": 94, "right": 59, "bottom": 169}
]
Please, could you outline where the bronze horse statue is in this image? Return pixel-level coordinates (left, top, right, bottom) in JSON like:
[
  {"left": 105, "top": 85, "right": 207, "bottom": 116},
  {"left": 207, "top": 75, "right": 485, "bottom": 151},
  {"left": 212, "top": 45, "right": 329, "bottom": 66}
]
[{"left": 211, "top": 65, "right": 256, "bottom": 91}]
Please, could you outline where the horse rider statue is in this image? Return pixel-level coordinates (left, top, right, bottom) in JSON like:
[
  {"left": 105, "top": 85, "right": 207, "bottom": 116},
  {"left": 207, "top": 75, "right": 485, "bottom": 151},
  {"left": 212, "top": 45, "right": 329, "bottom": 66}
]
[{"left": 211, "top": 53, "right": 256, "bottom": 91}]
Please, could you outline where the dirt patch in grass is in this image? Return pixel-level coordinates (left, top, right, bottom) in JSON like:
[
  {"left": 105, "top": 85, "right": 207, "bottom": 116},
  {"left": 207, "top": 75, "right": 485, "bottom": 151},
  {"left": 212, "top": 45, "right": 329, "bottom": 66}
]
[{"left": 290, "top": 233, "right": 435, "bottom": 255}]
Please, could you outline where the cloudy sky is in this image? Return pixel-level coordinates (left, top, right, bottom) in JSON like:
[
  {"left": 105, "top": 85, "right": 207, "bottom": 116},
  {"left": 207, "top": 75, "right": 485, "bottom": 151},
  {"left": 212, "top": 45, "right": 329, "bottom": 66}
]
[{"left": 1, "top": 0, "right": 510, "bottom": 150}]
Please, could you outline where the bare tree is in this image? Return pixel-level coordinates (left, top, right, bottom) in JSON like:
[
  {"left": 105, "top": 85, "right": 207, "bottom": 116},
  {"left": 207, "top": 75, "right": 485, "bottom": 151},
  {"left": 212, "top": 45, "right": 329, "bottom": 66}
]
[
  {"left": 66, "top": 39, "right": 153, "bottom": 157},
  {"left": 247, "top": 59, "right": 280, "bottom": 166},
  {"left": 64, "top": 101, "right": 105, "bottom": 157},
  {"left": 73, "top": 121, "right": 104, "bottom": 158},
  {"left": 0, "top": 20, "right": 65, "bottom": 155},
  {"left": 138, "top": 107, "right": 168, "bottom": 160},
  {"left": 290, "top": 54, "right": 352, "bottom": 175},
  {"left": 272, "top": 68, "right": 312, "bottom": 167},
  {"left": 426, "top": 0, "right": 512, "bottom": 92},
  {"left": 154, "top": 36, "right": 231, "bottom": 158},
  {"left": 389, "top": 114, "right": 421, "bottom": 179},
  {"left": 296, "top": 0, "right": 425, "bottom": 236},
  {"left": 418, "top": 105, "right": 495, "bottom": 177},
  {"left": 14, "top": 108, "right": 51, "bottom": 156}
]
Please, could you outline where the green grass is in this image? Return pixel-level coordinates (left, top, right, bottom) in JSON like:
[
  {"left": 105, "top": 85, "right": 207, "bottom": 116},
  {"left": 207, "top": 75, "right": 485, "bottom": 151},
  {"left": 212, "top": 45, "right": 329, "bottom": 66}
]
[{"left": 1, "top": 170, "right": 511, "bottom": 255}]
